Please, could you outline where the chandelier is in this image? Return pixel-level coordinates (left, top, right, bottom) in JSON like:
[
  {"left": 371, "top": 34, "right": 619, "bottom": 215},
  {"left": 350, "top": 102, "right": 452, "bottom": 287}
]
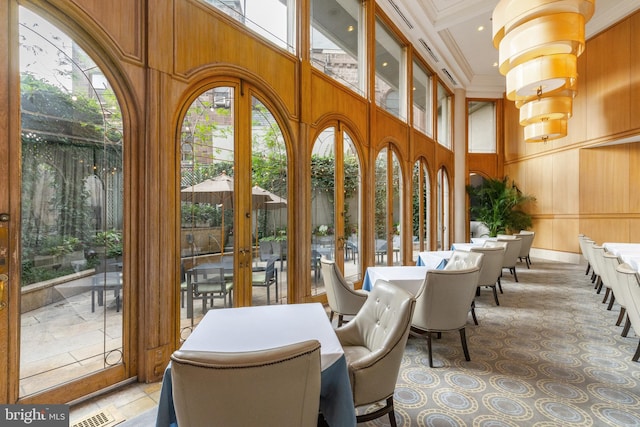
[{"left": 492, "top": 0, "right": 595, "bottom": 142}]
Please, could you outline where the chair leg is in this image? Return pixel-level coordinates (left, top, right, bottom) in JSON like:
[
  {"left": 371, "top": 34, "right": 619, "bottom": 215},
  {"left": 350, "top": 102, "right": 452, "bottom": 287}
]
[
  {"left": 526, "top": 255, "right": 532, "bottom": 267},
  {"left": 427, "top": 332, "right": 433, "bottom": 368},
  {"left": 607, "top": 293, "right": 616, "bottom": 311},
  {"left": 622, "top": 316, "right": 631, "bottom": 337},
  {"left": 585, "top": 263, "right": 590, "bottom": 275},
  {"left": 633, "top": 340, "right": 640, "bottom": 362},
  {"left": 329, "top": 311, "right": 334, "bottom": 322},
  {"left": 602, "top": 287, "right": 610, "bottom": 304},
  {"left": 616, "top": 307, "right": 626, "bottom": 326},
  {"left": 355, "top": 396, "right": 396, "bottom": 427},
  {"left": 337, "top": 314, "right": 344, "bottom": 327},
  {"left": 266, "top": 286, "right": 270, "bottom": 305},
  {"left": 492, "top": 285, "right": 500, "bottom": 306},
  {"left": 510, "top": 267, "right": 519, "bottom": 282},
  {"left": 498, "top": 277, "right": 503, "bottom": 294},
  {"left": 470, "top": 301, "right": 478, "bottom": 325},
  {"left": 460, "top": 328, "right": 470, "bottom": 361}
]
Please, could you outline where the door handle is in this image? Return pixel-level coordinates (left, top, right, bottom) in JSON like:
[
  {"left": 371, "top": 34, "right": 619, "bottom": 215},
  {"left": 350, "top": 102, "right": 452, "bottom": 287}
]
[{"left": 0, "top": 274, "right": 7, "bottom": 310}]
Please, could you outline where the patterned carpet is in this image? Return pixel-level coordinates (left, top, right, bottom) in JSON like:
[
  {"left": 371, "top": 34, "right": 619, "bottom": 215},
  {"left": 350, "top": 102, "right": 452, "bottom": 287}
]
[{"left": 362, "top": 259, "right": 640, "bottom": 426}]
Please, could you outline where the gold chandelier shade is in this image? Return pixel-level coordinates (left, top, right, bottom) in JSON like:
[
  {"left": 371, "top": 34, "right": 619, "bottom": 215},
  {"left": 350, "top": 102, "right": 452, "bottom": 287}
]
[
  {"left": 506, "top": 53, "right": 577, "bottom": 101},
  {"left": 498, "top": 12, "right": 585, "bottom": 75},
  {"left": 493, "top": 0, "right": 594, "bottom": 143},
  {"left": 519, "top": 96, "right": 573, "bottom": 126},
  {"left": 524, "top": 119, "right": 568, "bottom": 142},
  {"left": 493, "top": 0, "right": 595, "bottom": 47}
]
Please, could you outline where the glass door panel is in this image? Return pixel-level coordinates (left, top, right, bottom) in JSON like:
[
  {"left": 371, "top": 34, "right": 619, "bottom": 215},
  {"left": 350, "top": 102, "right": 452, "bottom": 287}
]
[
  {"left": 412, "top": 159, "right": 431, "bottom": 262},
  {"left": 374, "top": 147, "right": 402, "bottom": 265},
  {"left": 342, "top": 133, "right": 361, "bottom": 282},
  {"left": 19, "top": 7, "right": 125, "bottom": 397},
  {"left": 251, "top": 97, "right": 288, "bottom": 305},
  {"left": 311, "top": 128, "right": 336, "bottom": 294},
  {"left": 179, "top": 86, "right": 235, "bottom": 334}
]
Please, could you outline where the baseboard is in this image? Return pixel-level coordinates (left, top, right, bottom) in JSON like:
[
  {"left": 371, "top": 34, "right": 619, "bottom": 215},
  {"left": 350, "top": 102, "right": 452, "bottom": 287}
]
[{"left": 530, "top": 248, "right": 582, "bottom": 264}]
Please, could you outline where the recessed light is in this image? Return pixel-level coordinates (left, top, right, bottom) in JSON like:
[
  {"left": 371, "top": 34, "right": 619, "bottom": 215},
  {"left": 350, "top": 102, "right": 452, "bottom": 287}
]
[
  {"left": 347, "top": 25, "right": 354, "bottom": 32},
  {"left": 477, "top": 25, "right": 484, "bottom": 31},
  {"left": 382, "top": 62, "right": 388, "bottom": 67}
]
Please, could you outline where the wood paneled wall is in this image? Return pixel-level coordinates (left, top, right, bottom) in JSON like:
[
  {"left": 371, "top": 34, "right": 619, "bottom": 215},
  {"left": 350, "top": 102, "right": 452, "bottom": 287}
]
[{"left": 503, "top": 10, "right": 640, "bottom": 254}]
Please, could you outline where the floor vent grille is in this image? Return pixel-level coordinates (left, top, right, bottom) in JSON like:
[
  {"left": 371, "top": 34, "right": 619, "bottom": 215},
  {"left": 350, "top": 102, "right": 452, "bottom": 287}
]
[{"left": 71, "top": 406, "right": 123, "bottom": 427}]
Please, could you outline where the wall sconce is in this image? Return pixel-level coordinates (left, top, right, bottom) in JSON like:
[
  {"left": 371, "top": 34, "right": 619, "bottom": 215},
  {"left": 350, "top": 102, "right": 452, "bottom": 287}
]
[{"left": 493, "top": 0, "right": 594, "bottom": 142}]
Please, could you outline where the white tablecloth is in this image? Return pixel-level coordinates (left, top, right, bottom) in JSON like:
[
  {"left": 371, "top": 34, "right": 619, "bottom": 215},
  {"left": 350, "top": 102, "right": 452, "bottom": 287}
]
[
  {"left": 363, "top": 266, "right": 429, "bottom": 296},
  {"left": 416, "top": 250, "right": 452, "bottom": 268},
  {"left": 451, "top": 242, "right": 482, "bottom": 251},
  {"left": 156, "top": 303, "right": 356, "bottom": 427},
  {"left": 603, "top": 243, "right": 640, "bottom": 272}
]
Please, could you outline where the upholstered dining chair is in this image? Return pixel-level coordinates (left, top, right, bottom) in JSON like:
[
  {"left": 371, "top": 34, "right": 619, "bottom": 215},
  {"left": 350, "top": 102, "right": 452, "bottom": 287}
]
[
  {"left": 614, "top": 263, "right": 640, "bottom": 362},
  {"left": 170, "top": 340, "right": 322, "bottom": 427},
  {"left": 514, "top": 230, "right": 535, "bottom": 268},
  {"left": 335, "top": 280, "right": 416, "bottom": 427},
  {"left": 443, "top": 250, "right": 484, "bottom": 271},
  {"left": 320, "top": 258, "right": 368, "bottom": 326},
  {"left": 578, "top": 234, "right": 592, "bottom": 275},
  {"left": 469, "top": 245, "right": 506, "bottom": 324},
  {"left": 411, "top": 265, "right": 481, "bottom": 367},
  {"left": 613, "top": 259, "right": 636, "bottom": 337},
  {"left": 481, "top": 240, "right": 508, "bottom": 292},
  {"left": 601, "top": 252, "right": 626, "bottom": 323},
  {"left": 495, "top": 236, "right": 522, "bottom": 282}
]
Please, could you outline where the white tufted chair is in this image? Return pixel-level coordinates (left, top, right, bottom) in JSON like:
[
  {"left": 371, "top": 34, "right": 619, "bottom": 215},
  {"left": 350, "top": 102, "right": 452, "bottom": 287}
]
[
  {"left": 443, "top": 250, "right": 484, "bottom": 271},
  {"left": 494, "top": 236, "right": 522, "bottom": 282},
  {"left": 170, "top": 340, "right": 321, "bottom": 427},
  {"left": 514, "top": 230, "right": 535, "bottom": 268},
  {"left": 469, "top": 245, "right": 506, "bottom": 324},
  {"left": 411, "top": 266, "right": 481, "bottom": 367},
  {"left": 336, "top": 280, "right": 416, "bottom": 426},
  {"left": 614, "top": 263, "right": 640, "bottom": 362},
  {"left": 320, "top": 258, "right": 368, "bottom": 326}
]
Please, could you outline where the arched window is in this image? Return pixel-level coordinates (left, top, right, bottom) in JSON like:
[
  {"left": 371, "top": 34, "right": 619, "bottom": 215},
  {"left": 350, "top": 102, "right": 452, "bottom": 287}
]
[
  {"left": 310, "top": 126, "right": 362, "bottom": 294},
  {"left": 374, "top": 146, "right": 403, "bottom": 265},
  {"left": 19, "top": 6, "right": 125, "bottom": 398}
]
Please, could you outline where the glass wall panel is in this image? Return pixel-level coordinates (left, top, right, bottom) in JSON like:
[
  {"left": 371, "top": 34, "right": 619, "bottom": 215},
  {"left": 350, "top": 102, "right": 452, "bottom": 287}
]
[
  {"left": 311, "top": 0, "right": 364, "bottom": 95},
  {"left": 180, "top": 86, "right": 235, "bottom": 334},
  {"left": 468, "top": 100, "right": 497, "bottom": 153},
  {"left": 412, "top": 159, "right": 430, "bottom": 262},
  {"left": 251, "top": 97, "right": 288, "bottom": 305},
  {"left": 436, "top": 168, "right": 450, "bottom": 250},
  {"left": 374, "top": 147, "right": 402, "bottom": 265},
  {"left": 201, "top": 0, "right": 296, "bottom": 52},
  {"left": 375, "top": 19, "right": 406, "bottom": 121},
  {"left": 412, "top": 60, "right": 432, "bottom": 136},
  {"left": 311, "top": 128, "right": 336, "bottom": 293},
  {"left": 19, "top": 7, "right": 125, "bottom": 396},
  {"left": 436, "top": 81, "right": 452, "bottom": 148},
  {"left": 342, "top": 132, "right": 361, "bottom": 282}
]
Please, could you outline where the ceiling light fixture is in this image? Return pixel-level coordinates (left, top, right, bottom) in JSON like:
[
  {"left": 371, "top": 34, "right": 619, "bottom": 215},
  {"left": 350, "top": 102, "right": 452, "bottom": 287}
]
[{"left": 492, "top": 0, "right": 594, "bottom": 142}]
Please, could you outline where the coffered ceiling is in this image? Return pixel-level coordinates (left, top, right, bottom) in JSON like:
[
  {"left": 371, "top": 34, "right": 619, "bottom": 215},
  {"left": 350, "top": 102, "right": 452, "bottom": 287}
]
[{"left": 378, "top": 0, "right": 640, "bottom": 97}]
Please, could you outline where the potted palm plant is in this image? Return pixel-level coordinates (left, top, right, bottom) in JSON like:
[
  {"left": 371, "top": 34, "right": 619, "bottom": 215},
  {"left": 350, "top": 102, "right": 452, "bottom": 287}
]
[{"left": 466, "top": 177, "right": 535, "bottom": 237}]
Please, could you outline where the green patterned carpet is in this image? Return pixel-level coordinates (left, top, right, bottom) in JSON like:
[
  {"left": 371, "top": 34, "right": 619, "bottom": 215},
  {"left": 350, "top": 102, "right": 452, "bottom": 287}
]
[{"left": 361, "top": 260, "right": 640, "bottom": 426}]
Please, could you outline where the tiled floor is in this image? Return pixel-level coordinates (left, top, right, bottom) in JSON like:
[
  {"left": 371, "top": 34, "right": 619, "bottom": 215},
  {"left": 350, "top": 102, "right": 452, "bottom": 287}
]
[{"left": 69, "top": 381, "right": 162, "bottom": 425}]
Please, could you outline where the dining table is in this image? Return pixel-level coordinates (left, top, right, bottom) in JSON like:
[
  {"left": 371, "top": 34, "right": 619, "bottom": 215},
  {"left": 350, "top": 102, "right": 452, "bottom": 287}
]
[
  {"left": 415, "top": 250, "right": 453, "bottom": 268},
  {"left": 156, "top": 303, "right": 357, "bottom": 427},
  {"left": 603, "top": 242, "right": 640, "bottom": 272},
  {"left": 362, "top": 266, "right": 429, "bottom": 296}
]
